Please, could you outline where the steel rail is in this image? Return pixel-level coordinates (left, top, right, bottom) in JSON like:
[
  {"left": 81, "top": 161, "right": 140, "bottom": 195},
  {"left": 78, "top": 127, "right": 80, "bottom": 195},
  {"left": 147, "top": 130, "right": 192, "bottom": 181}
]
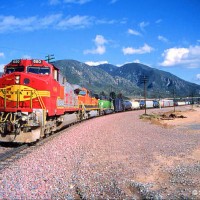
[{"left": 0, "top": 144, "right": 28, "bottom": 162}]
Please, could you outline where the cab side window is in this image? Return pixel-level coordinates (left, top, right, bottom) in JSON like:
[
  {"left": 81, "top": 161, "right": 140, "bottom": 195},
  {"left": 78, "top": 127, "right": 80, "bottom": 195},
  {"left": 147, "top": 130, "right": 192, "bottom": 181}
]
[
  {"left": 5, "top": 66, "right": 24, "bottom": 74},
  {"left": 27, "top": 66, "right": 50, "bottom": 75}
]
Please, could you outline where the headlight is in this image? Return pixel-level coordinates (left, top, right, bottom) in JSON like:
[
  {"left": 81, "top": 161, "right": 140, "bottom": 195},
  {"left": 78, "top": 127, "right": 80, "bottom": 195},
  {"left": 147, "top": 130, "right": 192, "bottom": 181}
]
[{"left": 15, "top": 75, "right": 20, "bottom": 84}]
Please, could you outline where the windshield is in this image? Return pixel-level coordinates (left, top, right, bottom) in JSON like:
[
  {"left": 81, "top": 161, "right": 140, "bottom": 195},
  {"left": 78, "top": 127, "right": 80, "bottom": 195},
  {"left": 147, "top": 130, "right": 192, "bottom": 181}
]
[
  {"left": 5, "top": 66, "right": 24, "bottom": 74},
  {"left": 79, "top": 91, "right": 86, "bottom": 96},
  {"left": 27, "top": 66, "right": 50, "bottom": 75}
]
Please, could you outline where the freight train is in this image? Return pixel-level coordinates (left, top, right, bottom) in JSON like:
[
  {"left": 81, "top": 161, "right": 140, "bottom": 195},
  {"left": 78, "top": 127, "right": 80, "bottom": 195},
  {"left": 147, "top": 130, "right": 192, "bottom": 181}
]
[{"left": 0, "top": 59, "right": 193, "bottom": 143}]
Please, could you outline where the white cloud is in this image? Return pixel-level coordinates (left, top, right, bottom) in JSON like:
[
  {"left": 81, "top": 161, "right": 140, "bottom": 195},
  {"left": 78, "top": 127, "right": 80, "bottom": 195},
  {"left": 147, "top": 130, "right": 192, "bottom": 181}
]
[
  {"left": 96, "top": 19, "right": 116, "bottom": 24},
  {"left": 85, "top": 61, "right": 108, "bottom": 66},
  {"left": 86, "top": 45, "right": 105, "bottom": 55},
  {"left": 63, "top": 0, "right": 91, "bottom": 4},
  {"left": 196, "top": 74, "right": 200, "bottom": 80},
  {"left": 155, "top": 19, "right": 162, "bottom": 24},
  {"left": 139, "top": 21, "right": 149, "bottom": 31},
  {"left": 133, "top": 59, "right": 140, "bottom": 63},
  {"left": 0, "top": 15, "right": 36, "bottom": 32},
  {"left": 0, "top": 52, "right": 5, "bottom": 57},
  {"left": 0, "top": 14, "right": 63, "bottom": 32},
  {"left": 57, "top": 15, "right": 93, "bottom": 29},
  {"left": 158, "top": 35, "right": 168, "bottom": 43},
  {"left": 39, "top": 14, "right": 62, "bottom": 27},
  {"left": 0, "top": 14, "right": 122, "bottom": 32},
  {"left": 84, "top": 35, "right": 107, "bottom": 55},
  {"left": 117, "top": 60, "right": 140, "bottom": 67},
  {"left": 161, "top": 48, "right": 189, "bottom": 66},
  {"left": 160, "top": 45, "right": 200, "bottom": 68},
  {"left": 94, "top": 35, "right": 107, "bottom": 45},
  {"left": 122, "top": 43, "right": 154, "bottom": 55},
  {"left": 128, "top": 28, "right": 141, "bottom": 36},
  {"left": 0, "top": 64, "right": 5, "bottom": 72}
]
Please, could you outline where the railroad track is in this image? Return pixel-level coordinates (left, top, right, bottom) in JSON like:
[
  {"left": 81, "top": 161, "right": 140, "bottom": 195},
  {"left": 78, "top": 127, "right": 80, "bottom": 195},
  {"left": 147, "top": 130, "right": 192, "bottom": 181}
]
[
  {"left": 0, "top": 144, "right": 28, "bottom": 162},
  {"left": 0, "top": 144, "right": 30, "bottom": 171},
  {"left": 0, "top": 121, "right": 80, "bottom": 171}
]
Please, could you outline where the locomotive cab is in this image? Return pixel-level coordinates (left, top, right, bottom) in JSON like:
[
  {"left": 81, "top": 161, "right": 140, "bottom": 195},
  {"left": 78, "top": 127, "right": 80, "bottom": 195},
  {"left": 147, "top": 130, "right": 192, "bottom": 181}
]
[
  {"left": 0, "top": 59, "right": 56, "bottom": 142},
  {"left": 0, "top": 59, "right": 53, "bottom": 112}
]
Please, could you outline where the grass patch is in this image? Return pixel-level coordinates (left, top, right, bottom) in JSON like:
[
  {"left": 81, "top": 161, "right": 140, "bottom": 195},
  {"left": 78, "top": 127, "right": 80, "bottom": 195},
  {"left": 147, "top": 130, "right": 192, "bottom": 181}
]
[
  {"left": 139, "top": 112, "right": 173, "bottom": 128},
  {"left": 140, "top": 113, "right": 161, "bottom": 120}
]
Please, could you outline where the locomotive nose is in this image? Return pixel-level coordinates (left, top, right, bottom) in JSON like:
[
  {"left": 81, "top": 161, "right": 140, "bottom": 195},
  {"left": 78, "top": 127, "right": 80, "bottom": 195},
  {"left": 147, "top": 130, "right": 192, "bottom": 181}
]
[{"left": 0, "top": 85, "right": 35, "bottom": 102}]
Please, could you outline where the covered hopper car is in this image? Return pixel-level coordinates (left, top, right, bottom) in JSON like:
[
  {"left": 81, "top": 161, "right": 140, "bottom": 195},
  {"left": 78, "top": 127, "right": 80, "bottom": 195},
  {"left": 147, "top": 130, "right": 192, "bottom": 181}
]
[
  {"left": 122, "top": 100, "right": 132, "bottom": 111},
  {"left": 159, "top": 99, "right": 174, "bottom": 107},
  {"left": 130, "top": 101, "right": 140, "bottom": 110}
]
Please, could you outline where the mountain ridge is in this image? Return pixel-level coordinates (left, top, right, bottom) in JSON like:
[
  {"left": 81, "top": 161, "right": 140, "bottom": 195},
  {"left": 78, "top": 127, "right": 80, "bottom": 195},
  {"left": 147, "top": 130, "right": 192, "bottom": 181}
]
[{"left": 53, "top": 59, "right": 200, "bottom": 98}]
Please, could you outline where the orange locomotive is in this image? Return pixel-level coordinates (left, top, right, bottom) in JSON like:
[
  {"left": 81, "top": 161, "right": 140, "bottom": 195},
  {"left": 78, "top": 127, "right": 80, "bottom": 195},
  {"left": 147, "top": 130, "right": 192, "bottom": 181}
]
[{"left": 0, "top": 59, "right": 99, "bottom": 143}]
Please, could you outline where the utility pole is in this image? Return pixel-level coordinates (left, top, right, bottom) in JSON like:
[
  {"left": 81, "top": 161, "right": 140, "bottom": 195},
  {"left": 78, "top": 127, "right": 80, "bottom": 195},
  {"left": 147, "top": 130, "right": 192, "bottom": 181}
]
[
  {"left": 141, "top": 75, "right": 148, "bottom": 115},
  {"left": 173, "top": 89, "right": 176, "bottom": 112},
  {"left": 191, "top": 91, "right": 194, "bottom": 109},
  {"left": 45, "top": 54, "right": 55, "bottom": 63}
]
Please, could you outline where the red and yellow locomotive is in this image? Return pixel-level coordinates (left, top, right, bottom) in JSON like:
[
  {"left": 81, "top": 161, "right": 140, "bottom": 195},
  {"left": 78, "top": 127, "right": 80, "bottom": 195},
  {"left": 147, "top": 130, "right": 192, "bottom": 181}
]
[{"left": 0, "top": 59, "right": 99, "bottom": 143}]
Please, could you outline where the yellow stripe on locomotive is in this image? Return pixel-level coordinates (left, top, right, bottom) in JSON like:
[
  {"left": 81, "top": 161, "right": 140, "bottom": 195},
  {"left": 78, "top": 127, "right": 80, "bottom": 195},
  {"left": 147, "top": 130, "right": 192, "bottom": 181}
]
[{"left": 0, "top": 85, "right": 50, "bottom": 102}]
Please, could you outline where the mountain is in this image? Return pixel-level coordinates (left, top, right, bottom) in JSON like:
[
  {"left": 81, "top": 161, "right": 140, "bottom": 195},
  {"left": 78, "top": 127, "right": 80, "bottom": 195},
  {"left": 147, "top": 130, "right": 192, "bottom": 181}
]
[
  {"left": 100, "top": 63, "right": 200, "bottom": 97},
  {"left": 53, "top": 60, "right": 141, "bottom": 95},
  {"left": 54, "top": 60, "right": 200, "bottom": 98},
  {"left": 97, "top": 64, "right": 118, "bottom": 74}
]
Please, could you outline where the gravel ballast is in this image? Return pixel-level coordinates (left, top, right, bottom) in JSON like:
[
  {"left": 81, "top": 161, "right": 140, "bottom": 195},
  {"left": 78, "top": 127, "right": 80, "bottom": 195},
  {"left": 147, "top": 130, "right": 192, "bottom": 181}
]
[{"left": 0, "top": 107, "right": 200, "bottom": 199}]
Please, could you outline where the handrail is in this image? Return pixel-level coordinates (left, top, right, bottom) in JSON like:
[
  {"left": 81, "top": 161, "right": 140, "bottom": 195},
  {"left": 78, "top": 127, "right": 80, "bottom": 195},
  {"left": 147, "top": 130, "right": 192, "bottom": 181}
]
[{"left": 3, "top": 89, "right": 6, "bottom": 109}]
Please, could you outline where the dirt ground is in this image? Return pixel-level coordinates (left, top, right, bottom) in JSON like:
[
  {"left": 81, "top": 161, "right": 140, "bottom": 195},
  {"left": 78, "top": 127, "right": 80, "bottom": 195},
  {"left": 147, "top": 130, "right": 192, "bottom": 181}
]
[
  {"left": 139, "top": 105, "right": 200, "bottom": 199},
  {"left": 159, "top": 106, "right": 200, "bottom": 127},
  {"left": 144, "top": 105, "right": 200, "bottom": 130}
]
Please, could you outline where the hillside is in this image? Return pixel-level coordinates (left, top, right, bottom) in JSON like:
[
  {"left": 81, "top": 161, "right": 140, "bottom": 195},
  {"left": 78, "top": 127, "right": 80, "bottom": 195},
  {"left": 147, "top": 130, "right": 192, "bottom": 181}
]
[
  {"left": 54, "top": 60, "right": 200, "bottom": 98},
  {"left": 98, "top": 63, "right": 200, "bottom": 97},
  {"left": 53, "top": 60, "right": 141, "bottom": 95}
]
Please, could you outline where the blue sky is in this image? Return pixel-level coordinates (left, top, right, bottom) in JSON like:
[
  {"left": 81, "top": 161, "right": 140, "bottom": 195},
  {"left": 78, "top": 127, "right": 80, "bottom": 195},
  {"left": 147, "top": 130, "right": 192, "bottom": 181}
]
[{"left": 0, "top": 0, "right": 200, "bottom": 84}]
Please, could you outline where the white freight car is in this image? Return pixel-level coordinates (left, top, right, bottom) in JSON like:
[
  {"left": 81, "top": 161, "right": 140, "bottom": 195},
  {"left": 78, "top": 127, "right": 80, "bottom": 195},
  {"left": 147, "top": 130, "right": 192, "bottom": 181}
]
[
  {"left": 159, "top": 99, "right": 174, "bottom": 107},
  {"left": 130, "top": 101, "right": 140, "bottom": 110}
]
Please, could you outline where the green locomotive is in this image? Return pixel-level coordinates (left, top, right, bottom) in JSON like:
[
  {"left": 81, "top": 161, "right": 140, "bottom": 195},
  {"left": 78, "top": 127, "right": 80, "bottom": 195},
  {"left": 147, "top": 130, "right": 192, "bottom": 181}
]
[{"left": 98, "top": 96, "right": 114, "bottom": 114}]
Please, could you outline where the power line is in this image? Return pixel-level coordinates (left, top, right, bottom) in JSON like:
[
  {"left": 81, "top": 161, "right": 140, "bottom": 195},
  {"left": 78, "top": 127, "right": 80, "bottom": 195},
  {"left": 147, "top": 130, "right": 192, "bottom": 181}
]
[{"left": 45, "top": 54, "right": 55, "bottom": 63}]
